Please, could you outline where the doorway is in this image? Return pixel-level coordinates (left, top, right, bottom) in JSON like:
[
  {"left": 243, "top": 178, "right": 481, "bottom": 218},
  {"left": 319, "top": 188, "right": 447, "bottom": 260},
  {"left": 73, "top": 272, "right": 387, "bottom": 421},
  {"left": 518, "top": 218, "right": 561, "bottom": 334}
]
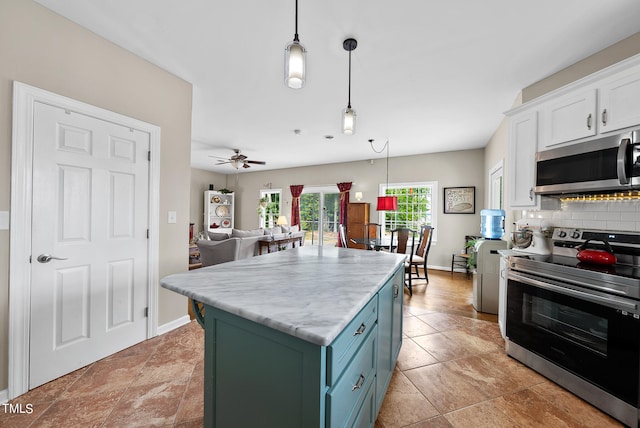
[
  {"left": 8, "top": 82, "right": 161, "bottom": 399},
  {"left": 299, "top": 187, "right": 340, "bottom": 246},
  {"left": 489, "top": 160, "right": 504, "bottom": 210}
]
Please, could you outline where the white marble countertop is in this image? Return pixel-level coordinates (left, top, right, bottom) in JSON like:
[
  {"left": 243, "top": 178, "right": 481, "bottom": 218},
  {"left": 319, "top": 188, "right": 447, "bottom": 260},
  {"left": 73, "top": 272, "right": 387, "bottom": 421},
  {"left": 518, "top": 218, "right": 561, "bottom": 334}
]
[{"left": 160, "top": 246, "right": 406, "bottom": 346}]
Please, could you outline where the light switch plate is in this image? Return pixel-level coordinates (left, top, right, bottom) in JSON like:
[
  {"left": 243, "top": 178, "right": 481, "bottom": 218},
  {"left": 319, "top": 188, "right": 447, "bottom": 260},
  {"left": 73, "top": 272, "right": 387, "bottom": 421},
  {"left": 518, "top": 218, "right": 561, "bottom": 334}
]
[
  {"left": 168, "top": 211, "right": 177, "bottom": 224},
  {"left": 0, "top": 211, "right": 8, "bottom": 230}
]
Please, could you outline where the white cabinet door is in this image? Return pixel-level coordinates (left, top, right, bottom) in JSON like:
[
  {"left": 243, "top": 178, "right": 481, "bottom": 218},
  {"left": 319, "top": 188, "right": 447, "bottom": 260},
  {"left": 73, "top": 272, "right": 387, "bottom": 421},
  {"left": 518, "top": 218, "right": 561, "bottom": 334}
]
[
  {"left": 540, "top": 88, "right": 597, "bottom": 149},
  {"left": 508, "top": 110, "right": 539, "bottom": 208},
  {"left": 599, "top": 66, "right": 640, "bottom": 134}
]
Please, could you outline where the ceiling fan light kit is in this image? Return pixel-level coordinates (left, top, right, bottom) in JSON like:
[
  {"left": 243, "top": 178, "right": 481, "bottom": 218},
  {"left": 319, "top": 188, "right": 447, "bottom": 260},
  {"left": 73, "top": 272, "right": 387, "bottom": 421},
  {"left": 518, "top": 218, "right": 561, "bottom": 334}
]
[
  {"left": 285, "top": 0, "right": 306, "bottom": 89},
  {"left": 210, "top": 149, "right": 266, "bottom": 170},
  {"left": 342, "top": 38, "right": 357, "bottom": 135}
]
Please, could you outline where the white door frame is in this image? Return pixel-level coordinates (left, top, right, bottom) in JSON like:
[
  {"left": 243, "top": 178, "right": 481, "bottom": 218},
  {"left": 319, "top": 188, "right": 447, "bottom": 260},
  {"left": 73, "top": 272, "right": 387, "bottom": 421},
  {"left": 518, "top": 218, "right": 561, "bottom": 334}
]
[
  {"left": 488, "top": 159, "right": 504, "bottom": 209},
  {"left": 8, "top": 82, "right": 161, "bottom": 399},
  {"left": 301, "top": 185, "right": 338, "bottom": 246}
]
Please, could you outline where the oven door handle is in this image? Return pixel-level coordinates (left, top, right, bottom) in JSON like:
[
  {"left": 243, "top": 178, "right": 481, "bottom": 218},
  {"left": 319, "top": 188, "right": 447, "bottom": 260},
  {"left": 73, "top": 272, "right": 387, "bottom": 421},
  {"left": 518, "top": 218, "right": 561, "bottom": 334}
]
[{"left": 509, "top": 271, "right": 638, "bottom": 313}]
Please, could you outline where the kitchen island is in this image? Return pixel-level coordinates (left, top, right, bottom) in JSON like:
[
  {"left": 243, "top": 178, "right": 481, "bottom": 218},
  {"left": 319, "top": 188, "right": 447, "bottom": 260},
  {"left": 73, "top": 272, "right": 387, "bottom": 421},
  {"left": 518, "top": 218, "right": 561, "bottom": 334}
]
[{"left": 161, "top": 246, "right": 406, "bottom": 428}]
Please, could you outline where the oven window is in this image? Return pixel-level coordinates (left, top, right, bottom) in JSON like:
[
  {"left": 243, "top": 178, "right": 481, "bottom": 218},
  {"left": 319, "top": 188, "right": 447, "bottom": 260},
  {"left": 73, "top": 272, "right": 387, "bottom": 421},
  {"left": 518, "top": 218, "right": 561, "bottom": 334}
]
[{"left": 524, "top": 293, "right": 608, "bottom": 356}]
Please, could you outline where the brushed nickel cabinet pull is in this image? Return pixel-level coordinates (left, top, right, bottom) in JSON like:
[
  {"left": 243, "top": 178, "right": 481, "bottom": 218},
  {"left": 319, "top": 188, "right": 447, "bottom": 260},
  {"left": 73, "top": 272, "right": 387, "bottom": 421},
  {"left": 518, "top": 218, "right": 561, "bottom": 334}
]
[
  {"left": 352, "top": 374, "right": 365, "bottom": 391},
  {"left": 587, "top": 113, "right": 592, "bottom": 130},
  {"left": 602, "top": 109, "right": 607, "bottom": 126},
  {"left": 353, "top": 323, "right": 366, "bottom": 336}
]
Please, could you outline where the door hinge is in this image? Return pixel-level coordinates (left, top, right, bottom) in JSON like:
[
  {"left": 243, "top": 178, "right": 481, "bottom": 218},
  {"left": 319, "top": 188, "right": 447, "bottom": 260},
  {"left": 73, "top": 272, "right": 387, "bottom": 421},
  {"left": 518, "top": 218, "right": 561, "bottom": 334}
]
[
  {"left": 144, "top": 307, "right": 149, "bottom": 317},
  {"left": 147, "top": 229, "right": 149, "bottom": 239},
  {"left": 148, "top": 150, "right": 151, "bottom": 161}
]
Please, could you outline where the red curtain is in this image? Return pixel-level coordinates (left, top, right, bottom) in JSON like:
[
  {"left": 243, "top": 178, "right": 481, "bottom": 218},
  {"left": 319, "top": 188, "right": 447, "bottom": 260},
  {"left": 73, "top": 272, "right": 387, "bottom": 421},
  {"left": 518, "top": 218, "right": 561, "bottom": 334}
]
[
  {"left": 337, "top": 182, "right": 352, "bottom": 247},
  {"left": 290, "top": 185, "right": 304, "bottom": 227}
]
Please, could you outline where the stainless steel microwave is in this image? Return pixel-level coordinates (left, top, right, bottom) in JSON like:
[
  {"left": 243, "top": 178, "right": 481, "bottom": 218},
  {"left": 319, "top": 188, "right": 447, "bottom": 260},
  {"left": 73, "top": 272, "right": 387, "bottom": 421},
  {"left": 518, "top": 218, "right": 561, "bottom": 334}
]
[{"left": 535, "top": 131, "right": 640, "bottom": 195}]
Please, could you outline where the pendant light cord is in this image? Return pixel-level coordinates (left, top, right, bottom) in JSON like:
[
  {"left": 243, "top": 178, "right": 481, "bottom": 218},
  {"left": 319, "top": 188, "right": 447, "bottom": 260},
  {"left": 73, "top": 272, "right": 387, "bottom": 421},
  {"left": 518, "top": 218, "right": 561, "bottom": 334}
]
[
  {"left": 347, "top": 49, "right": 352, "bottom": 108},
  {"left": 293, "top": 0, "right": 299, "bottom": 42},
  {"left": 369, "top": 139, "right": 391, "bottom": 186}
]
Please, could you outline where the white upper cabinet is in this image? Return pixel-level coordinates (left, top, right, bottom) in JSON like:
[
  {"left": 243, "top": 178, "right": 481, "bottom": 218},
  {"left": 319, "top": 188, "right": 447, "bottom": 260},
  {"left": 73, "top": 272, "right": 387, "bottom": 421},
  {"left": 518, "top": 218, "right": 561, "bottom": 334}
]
[
  {"left": 535, "top": 58, "right": 640, "bottom": 151},
  {"left": 507, "top": 110, "right": 539, "bottom": 208},
  {"left": 540, "top": 89, "right": 597, "bottom": 149},
  {"left": 598, "top": 65, "right": 640, "bottom": 134}
]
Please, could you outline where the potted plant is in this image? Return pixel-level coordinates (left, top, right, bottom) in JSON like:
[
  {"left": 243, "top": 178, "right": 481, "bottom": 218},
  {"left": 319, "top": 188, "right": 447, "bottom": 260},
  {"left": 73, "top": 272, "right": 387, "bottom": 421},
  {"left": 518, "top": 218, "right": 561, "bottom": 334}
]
[
  {"left": 465, "top": 238, "right": 480, "bottom": 270},
  {"left": 259, "top": 196, "right": 269, "bottom": 208}
]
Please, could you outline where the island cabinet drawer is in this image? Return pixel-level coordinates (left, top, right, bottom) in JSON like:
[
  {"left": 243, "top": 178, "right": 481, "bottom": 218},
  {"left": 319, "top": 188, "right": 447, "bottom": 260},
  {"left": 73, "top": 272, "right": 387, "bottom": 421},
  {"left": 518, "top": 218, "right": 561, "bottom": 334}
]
[
  {"left": 326, "top": 296, "right": 378, "bottom": 385},
  {"left": 326, "top": 325, "right": 377, "bottom": 428}
]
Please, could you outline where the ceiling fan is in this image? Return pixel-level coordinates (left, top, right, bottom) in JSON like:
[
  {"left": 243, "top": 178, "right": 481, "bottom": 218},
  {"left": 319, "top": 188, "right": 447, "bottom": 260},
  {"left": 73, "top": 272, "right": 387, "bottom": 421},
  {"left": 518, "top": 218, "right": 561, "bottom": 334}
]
[{"left": 209, "top": 149, "right": 266, "bottom": 169}]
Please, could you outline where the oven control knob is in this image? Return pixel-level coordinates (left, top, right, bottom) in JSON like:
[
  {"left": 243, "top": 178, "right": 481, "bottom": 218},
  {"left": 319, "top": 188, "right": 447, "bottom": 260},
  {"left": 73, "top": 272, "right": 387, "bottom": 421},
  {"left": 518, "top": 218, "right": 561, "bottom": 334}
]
[
  {"left": 571, "top": 230, "right": 581, "bottom": 239},
  {"left": 558, "top": 230, "right": 567, "bottom": 238}
]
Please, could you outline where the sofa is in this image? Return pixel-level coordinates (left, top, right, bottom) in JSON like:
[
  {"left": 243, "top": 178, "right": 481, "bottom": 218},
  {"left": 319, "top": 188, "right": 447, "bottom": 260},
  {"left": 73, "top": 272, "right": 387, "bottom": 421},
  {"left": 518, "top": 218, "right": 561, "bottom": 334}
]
[{"left": 196, "top": 226, "right": 304, "bottom": 267}]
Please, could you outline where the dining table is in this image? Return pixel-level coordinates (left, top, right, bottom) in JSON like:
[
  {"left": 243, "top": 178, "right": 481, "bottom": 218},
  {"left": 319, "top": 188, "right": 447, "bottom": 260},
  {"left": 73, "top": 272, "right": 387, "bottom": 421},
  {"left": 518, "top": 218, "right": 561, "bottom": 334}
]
[{"left": 349, "top": 237, "right": 396, "bottom": 251}]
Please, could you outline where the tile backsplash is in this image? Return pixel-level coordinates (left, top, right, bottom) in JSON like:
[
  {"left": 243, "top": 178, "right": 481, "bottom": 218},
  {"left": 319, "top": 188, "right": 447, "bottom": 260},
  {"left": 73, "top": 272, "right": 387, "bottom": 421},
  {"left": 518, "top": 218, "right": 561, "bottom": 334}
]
[{"left": 517, "top": 199, "right": 640, "bottom": 232}]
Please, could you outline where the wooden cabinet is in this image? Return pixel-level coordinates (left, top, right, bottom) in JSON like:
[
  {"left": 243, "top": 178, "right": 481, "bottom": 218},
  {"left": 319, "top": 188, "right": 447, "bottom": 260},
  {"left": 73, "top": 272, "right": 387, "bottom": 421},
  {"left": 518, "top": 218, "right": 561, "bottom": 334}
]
[
  {"left": 204, "top": 190, "right": 234, "bottom": 234},
  {"left": 347, "top": 202, "right": 370, "bottom": 249},
  {"left": 201, "top": 265, "right": 404, "bottom": 427},
  {"left": 507, "top": 110, "right": 539, "bottom": 208}
]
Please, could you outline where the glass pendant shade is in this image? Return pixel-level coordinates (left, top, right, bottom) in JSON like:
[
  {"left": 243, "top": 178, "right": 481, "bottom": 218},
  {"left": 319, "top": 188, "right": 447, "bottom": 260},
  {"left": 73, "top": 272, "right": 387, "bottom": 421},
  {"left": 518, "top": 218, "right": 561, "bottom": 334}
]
[
  {"left": 376, "top": 196, "right": 398, "bottom": 211},
  {"left": 285, "top": 41, "right": 306, "bottom": 89},
  {"left": 342, "top": 107, "right": 356, "bottom": 135}
]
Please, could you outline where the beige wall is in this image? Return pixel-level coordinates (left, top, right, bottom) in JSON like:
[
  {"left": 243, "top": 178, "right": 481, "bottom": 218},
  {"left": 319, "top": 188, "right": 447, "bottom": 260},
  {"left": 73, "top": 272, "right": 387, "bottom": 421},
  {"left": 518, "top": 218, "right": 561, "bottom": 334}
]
[
  {"left": 0, "top": 0, "right": 193, "bottom": 392},
  {"left": 196, "top": 149, "right": 486, "bottom": 269},
  {"left": 523, "top": 32, "right": 640, "bottom": 102}
]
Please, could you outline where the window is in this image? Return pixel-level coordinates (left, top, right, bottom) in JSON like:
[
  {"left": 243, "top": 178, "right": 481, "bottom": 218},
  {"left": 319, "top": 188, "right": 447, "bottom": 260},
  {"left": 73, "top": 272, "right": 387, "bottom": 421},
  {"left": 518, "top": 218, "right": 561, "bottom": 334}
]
[
  {"left": 259, "top": 189, "right": 282, "bottom": 229},
  {"left": 378, "top": 182, "right": 437, "bottom": 239}
]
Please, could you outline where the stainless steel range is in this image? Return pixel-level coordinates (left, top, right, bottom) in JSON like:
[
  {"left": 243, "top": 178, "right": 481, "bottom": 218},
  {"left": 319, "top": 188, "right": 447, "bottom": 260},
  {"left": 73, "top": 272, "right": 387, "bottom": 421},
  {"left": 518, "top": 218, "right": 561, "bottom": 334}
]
[{"left": 505, "top": 228, "right": 640, "bottom": 428}]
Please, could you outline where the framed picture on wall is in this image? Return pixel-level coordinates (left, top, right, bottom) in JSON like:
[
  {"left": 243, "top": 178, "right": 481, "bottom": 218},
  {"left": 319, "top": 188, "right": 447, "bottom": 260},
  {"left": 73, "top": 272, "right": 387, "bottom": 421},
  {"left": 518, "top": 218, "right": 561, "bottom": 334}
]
[{"left": 443, "top": 186, "right": 475, "bottom": 214}]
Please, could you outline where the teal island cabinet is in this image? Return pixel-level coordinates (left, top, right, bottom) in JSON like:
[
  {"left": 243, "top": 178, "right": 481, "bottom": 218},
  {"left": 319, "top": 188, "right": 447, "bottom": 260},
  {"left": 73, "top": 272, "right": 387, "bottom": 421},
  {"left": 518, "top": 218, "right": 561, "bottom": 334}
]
[{"left": 161, "top": 246, "right": 406, "bottom": 428}]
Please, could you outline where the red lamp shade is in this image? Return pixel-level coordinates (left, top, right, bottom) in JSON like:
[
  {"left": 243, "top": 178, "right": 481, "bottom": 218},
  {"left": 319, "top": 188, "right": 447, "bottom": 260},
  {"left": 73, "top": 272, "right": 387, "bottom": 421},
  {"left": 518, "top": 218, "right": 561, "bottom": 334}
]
[{"left": 376, "top": 196, "right": 398, "bottom": 211}]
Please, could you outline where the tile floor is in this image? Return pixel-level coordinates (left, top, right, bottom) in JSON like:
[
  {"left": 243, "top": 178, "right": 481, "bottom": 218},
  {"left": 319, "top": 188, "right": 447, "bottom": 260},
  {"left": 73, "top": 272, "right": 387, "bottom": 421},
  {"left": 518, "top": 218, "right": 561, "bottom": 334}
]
[{"left": 2, "top": 270, "right": 623, "bottom": 427}]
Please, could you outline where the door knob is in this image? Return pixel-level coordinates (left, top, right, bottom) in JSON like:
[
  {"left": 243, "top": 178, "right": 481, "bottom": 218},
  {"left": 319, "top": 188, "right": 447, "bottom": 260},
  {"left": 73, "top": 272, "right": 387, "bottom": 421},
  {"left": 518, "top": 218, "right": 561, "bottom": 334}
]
[{"left": 37, "top": 254, "right": 68, "bottom": 263}]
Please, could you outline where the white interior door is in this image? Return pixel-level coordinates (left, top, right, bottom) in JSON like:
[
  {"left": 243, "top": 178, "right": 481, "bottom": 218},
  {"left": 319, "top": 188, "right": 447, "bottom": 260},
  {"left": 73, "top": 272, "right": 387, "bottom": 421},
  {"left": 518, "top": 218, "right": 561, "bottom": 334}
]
[{"left": 29, "top": 101, "right": 150, "bottom": 388}]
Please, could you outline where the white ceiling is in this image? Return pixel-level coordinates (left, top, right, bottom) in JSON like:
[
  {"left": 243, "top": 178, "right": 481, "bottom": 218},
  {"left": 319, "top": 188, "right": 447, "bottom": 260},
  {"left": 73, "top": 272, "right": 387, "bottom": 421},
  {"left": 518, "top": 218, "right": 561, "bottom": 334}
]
[{"left": 35, "top": 0, "right": 640, "bottom": 174}]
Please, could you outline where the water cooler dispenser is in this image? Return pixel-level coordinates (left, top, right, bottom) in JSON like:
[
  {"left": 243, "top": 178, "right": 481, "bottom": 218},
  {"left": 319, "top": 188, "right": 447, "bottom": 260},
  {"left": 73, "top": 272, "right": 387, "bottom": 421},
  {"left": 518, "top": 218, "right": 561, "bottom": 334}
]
[{"left": 473, "top": 210, "right": 507, "bottom": 314}]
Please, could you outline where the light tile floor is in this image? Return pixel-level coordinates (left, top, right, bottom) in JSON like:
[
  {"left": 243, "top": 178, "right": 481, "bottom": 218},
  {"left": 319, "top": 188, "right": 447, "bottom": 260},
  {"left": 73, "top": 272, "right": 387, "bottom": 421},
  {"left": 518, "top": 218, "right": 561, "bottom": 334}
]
[{"left": 2, "top": 270, "right": 623, "bottom": 427}]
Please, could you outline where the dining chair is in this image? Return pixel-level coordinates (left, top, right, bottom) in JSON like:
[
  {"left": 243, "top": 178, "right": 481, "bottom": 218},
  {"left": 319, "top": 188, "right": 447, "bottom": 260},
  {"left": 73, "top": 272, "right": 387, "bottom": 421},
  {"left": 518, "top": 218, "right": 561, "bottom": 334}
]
[
  {"left": 364, "top": 222, "right": 381, "bottom": 250},
  {"left": 390, "top": 227, "right": 417, "bottom": 295},
  {"left": 451, "top": 235, "right": 480, "bottom": 279},
  {"left": 338, "top": 224, "right": 348, "bottom": 247},
  {"left": 410, "top": 226, "right": 434, "bottom": 284}
]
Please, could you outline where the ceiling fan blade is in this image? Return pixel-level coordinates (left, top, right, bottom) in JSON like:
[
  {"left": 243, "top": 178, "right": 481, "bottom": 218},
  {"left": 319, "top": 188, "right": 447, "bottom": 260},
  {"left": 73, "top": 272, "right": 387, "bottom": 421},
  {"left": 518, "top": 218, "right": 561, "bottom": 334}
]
[
  {"left": 215, "top": 160, "right": 232, "bottom": 165},
  {"left": 246, "top": 160, "right": 266, "bottom": 165},
  {"left": 209, "top": 155, "right": 230, "bottom": 160},
  {"left": 242, "top": 163, "right": 251, "bottom": 168}
]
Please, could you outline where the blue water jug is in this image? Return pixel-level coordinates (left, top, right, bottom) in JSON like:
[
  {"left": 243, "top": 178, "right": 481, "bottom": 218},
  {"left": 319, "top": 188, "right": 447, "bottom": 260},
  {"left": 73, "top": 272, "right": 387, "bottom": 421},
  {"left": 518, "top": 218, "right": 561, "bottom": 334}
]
[{"left": 480, "top": 209, "right": 505, "bottom": 239}]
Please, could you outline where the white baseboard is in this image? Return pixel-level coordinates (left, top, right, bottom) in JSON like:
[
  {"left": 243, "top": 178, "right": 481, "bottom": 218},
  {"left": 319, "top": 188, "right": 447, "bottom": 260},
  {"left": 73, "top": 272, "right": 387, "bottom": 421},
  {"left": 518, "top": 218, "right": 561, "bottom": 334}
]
[
  {"left": 157, "top": 315, "right": 191, "bottom": 336},
  {"left": 0, "top": 388, "right": 8, "bottom": 404}
]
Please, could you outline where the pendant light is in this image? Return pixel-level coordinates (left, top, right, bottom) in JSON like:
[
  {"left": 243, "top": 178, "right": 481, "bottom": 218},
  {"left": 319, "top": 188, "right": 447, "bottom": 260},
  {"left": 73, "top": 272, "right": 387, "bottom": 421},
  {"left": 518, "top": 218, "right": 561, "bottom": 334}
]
[
  {"left": 342, "top": 38, "right": 357, "bottom": 135},
  {"left": 284, "top": 0, "right": 306, "bottom": 89},
  {"left": 369, "top": 139, "right": 398, "bottom": 211}
]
